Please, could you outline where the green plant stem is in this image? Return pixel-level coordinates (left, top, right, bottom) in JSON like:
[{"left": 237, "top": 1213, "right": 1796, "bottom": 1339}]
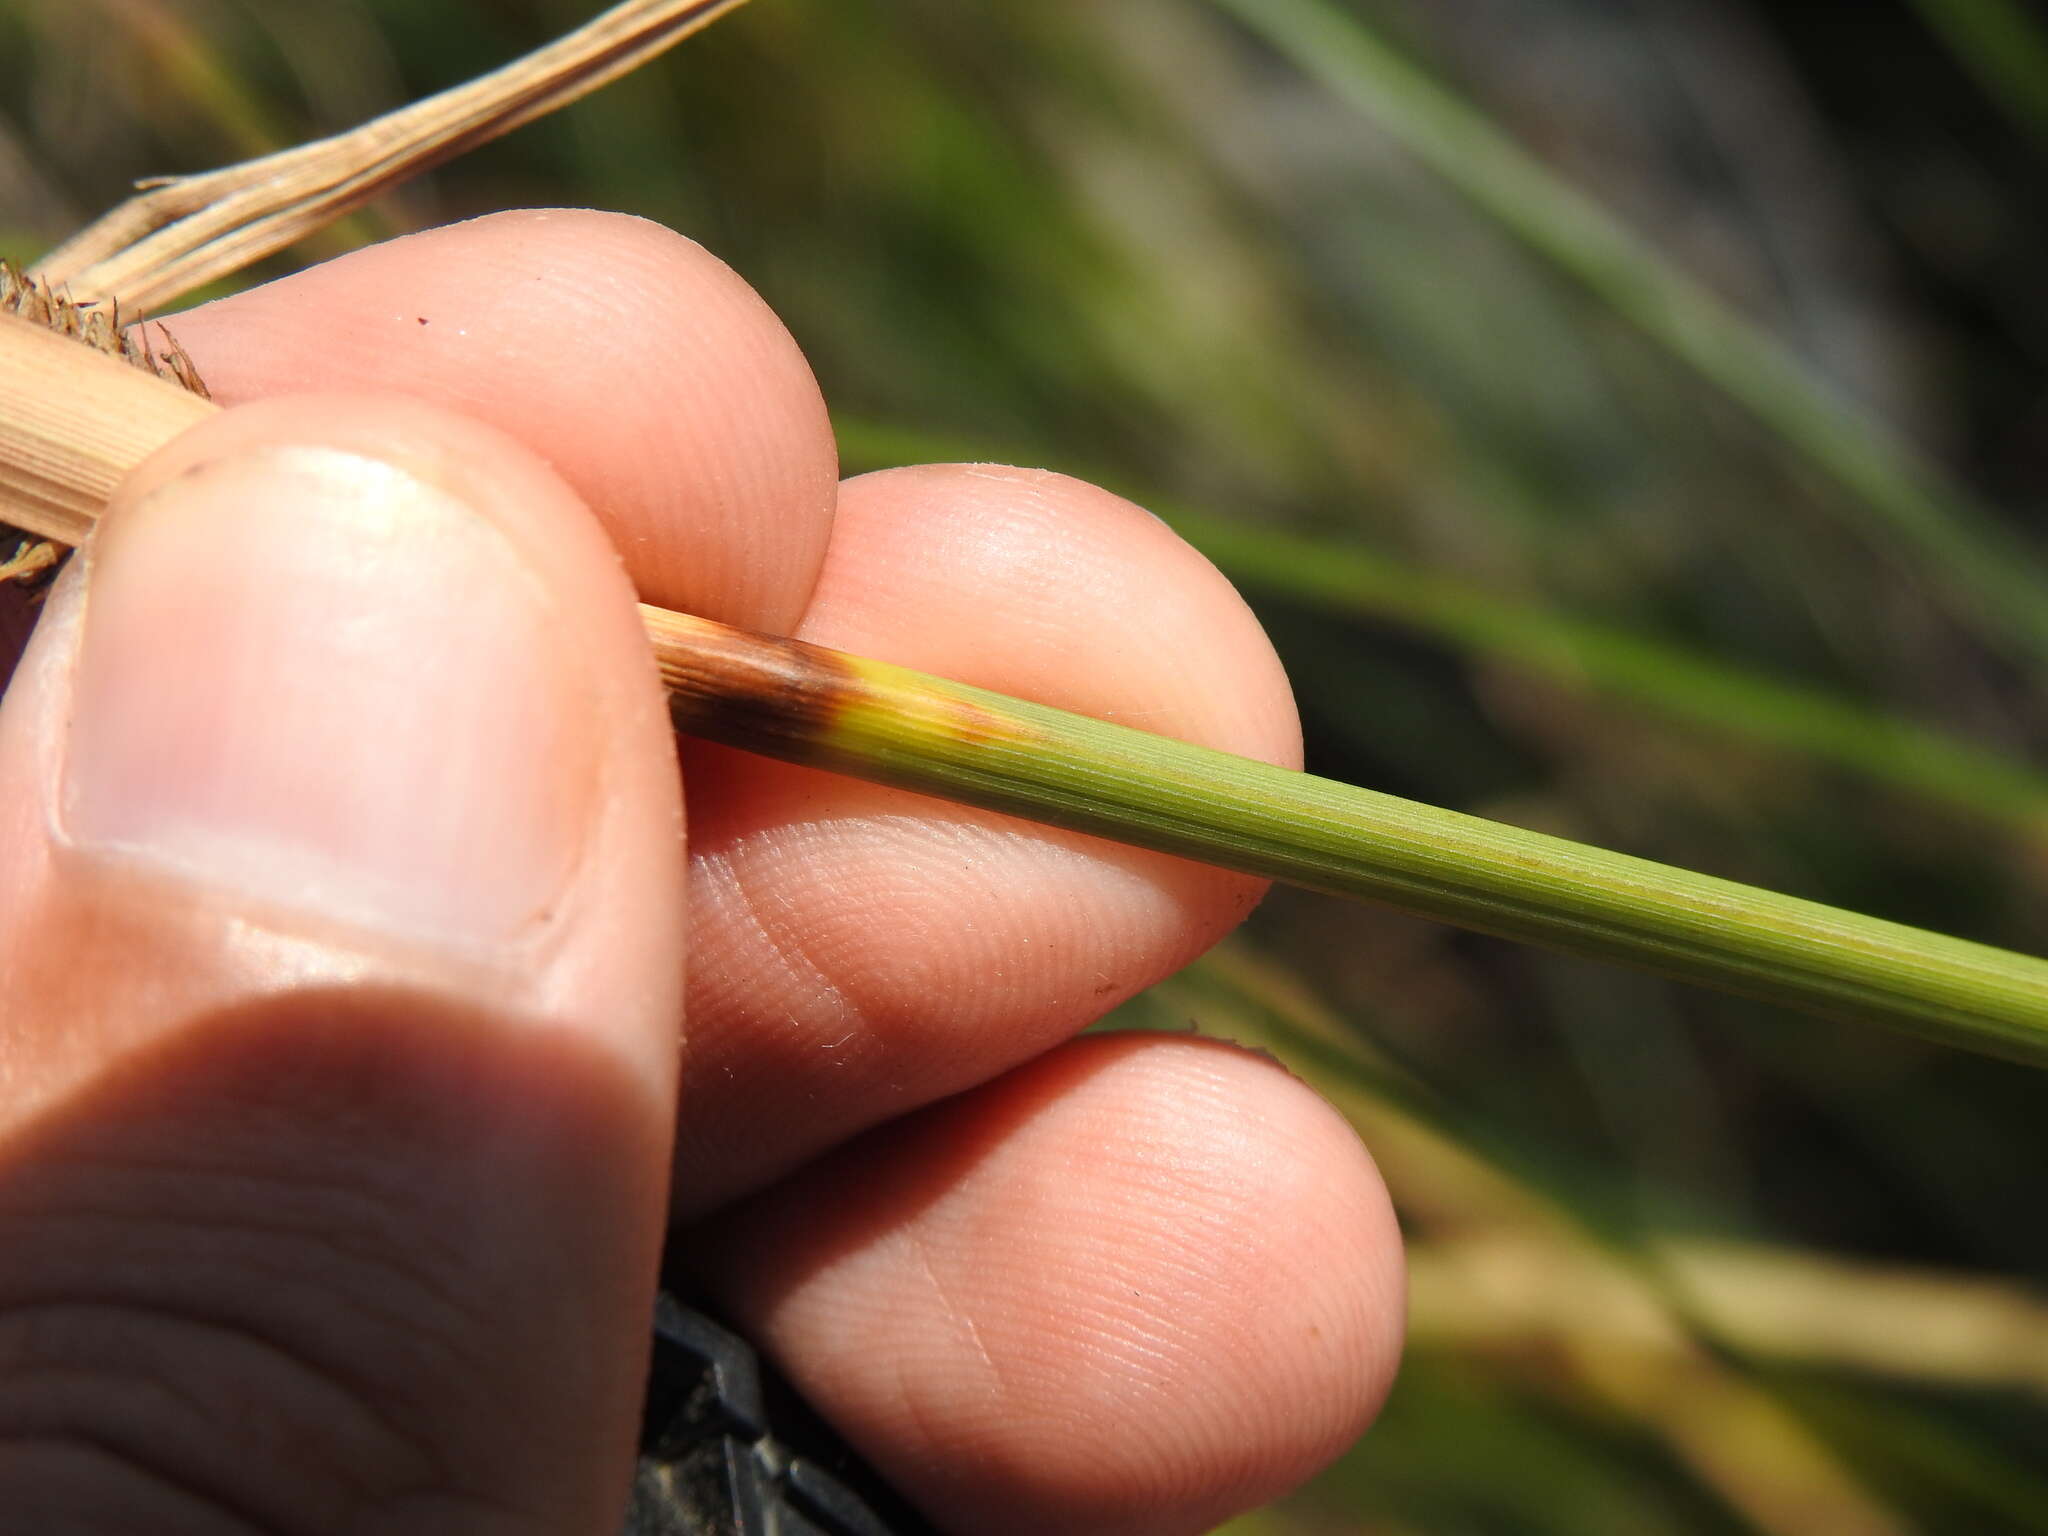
[
  {"left": 649, "top": 607, "right": 2048, "bottom": 1070},
  {"left": 1207, "top": 0, "right": 2048, "bottom": 669}
]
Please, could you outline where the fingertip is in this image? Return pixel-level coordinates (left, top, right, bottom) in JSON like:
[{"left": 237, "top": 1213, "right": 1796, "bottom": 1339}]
[
  {"left": 165, "top": 209, "right": 840, "bottom": 631},
  {"left": 809, "top": 464, "right": 1302, "bottom": 768},
  {"left": 695, "top": 1034, "right": 1402, "bottom": 1536}
]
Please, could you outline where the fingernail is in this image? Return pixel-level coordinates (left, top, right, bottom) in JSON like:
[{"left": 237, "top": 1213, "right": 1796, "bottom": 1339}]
[{"left": 61, "top": 444, "right": 598, "bottom": 949}]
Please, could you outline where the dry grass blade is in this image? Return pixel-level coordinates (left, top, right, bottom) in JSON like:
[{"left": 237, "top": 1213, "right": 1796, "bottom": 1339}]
[{"left": 30, "top": 0, "right": 756, "bottom": 310}]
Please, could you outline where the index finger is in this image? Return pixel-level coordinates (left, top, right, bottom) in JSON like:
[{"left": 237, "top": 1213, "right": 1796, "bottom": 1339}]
[{"left": 160, "top": 208, "right": 841, "bottom": 634}]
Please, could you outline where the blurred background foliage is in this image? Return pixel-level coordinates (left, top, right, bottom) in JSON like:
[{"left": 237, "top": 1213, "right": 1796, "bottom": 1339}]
[{"left": 4, "top": 0, "right": 2046, "bottom": 1530}]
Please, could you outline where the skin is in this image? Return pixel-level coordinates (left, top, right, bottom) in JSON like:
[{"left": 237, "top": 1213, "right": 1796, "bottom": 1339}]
[{"left": 0, "top": 210, "right": 1403, "bottom": 1535}]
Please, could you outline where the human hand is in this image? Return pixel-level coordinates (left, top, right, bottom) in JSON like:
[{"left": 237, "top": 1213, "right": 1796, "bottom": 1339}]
[{"left": 0, "top": 211, "right": 1402, "bottom": 1535}]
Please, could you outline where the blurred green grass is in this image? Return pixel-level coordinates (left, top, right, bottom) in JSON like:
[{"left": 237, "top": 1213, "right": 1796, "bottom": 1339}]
[{"left": 6, "top": 0, "right": 2046, "bottom": 1530}]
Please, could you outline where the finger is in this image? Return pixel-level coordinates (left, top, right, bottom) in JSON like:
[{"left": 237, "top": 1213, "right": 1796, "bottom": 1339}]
[
  {"left": 688, "top": 1034, "right": 1403, "bottom": 1536},
  {"left": 0, "top": 396, "right": 685, "bottom": 1532},
  {"left": 161, "top": 208, "right": 840, "bottom": 632},
  {"left": 676, "top": 464, "right": 1302, "bottom": 1210}
]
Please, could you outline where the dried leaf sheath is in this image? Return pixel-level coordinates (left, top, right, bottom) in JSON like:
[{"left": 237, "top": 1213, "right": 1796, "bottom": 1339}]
[
  {"left": 0, "top": 263, "right": 212, "bottom": 584},
  {"left": 0, "top": 304, "right": 215, "bottom": 573}
]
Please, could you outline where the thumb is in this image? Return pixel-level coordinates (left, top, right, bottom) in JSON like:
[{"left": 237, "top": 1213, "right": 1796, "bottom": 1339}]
[{"left": 0, "top": 396, "right": 686, "bottom": 1533}]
